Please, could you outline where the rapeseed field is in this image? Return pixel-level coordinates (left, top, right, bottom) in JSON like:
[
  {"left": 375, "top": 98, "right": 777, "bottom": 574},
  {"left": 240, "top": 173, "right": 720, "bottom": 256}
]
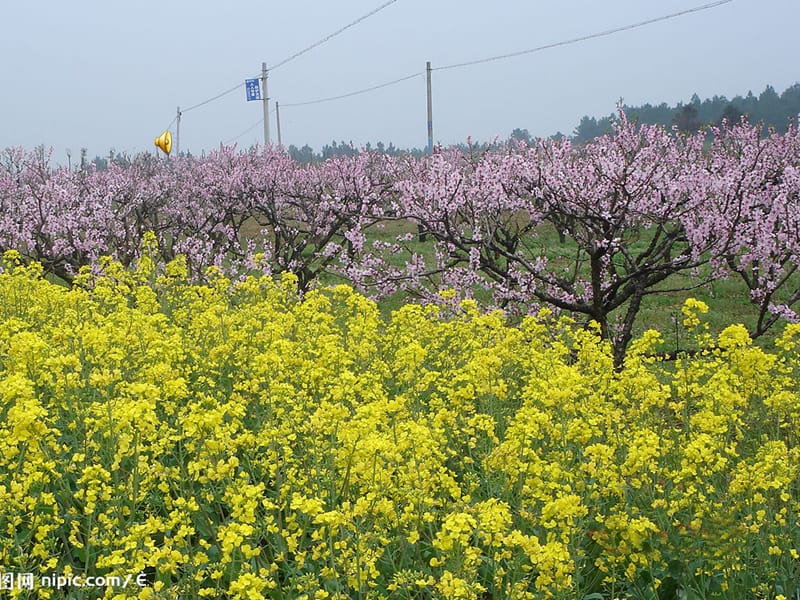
[{"left": 0, "top": 244, "right": 798, "bottom": 599}]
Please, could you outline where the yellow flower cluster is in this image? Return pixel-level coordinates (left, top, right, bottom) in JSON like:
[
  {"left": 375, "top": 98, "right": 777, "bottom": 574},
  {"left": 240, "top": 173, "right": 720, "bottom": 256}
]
[{"left": 1, "top": 247, "right": 799, "bottom": 599}]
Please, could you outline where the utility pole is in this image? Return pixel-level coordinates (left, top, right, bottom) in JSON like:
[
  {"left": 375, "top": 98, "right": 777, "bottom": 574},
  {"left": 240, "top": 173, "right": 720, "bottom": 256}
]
[
  {"left": 276, "top": 101, "right": 282, "bottom": 147},
  {"left": 426, "top": 61, "right": 433, "bottom": 154},
  {"left": 176, "top": 106, "right": 181, "bottom": 157},
  {"left": 261, "top": 62, "right": 271, "bottom": 146},
  {"left": 418, "top": 60, "right": 434, "bottom": 243}
]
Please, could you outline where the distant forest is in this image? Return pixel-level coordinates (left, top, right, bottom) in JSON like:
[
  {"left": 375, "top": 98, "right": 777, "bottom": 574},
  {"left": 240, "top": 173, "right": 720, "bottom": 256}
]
[
  {"left": 565, "top": 82, "right": 800, "bottom": 143},
  {"left": 88, "top": 82, "right": 800, "bottom": 168},
  {"left": 283, "top": 82, "right": 800, "bottom": 163}
]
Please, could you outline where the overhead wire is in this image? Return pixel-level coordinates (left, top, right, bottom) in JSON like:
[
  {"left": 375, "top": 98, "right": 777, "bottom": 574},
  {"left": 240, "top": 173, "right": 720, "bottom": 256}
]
[
  {"left": 162, "top": 114, "right": 178, "bottom": 132},
  {"left": 277, "top": 0, "right": 733, "bottom": 110},
  {"left": 174, "top": 0, "right": 400, "bottom": 119},
  {"left": 196, "top": 0, "right": 734, "bottom": 144},
  {"left": 223, "top": 109, "right": 275, "bottom": 146},
  {"left": 224, "top": 118, "right": 264, "bottom": 146},
  {"left": 270, "top": 0, "right": 400, "bottom": 71},
  {"left": 282, "top": 72, "right": 423, "bottom": 108},
  {"left": 434, "top": 0, "right": 734, "bottom": 72},
  {"left": 182, "top": 81, "right": 244, "bottom": 114}
]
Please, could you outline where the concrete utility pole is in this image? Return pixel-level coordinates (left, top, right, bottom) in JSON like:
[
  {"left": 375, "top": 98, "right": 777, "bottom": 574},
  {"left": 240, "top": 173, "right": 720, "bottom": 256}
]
[
  {"left": 426, "top": 61, "right": 433, "bottom": 154},
  {"left": 176, "top": 106, "right": 181, "bottom": 157},
  {"left": 419, "top": 60, "right": 434, "bottom": 242},
  {"left": 276, "top": 101, "right": 282, "bottom": 147},
  {"left": 261, "top": 62, "right": 271, "bottom": 146}
]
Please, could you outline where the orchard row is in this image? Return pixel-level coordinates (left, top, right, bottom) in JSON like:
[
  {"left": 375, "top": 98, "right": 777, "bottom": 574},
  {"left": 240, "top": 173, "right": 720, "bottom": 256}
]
[{"left": 2, "top": 112, "right": 798, "bottom": 361}]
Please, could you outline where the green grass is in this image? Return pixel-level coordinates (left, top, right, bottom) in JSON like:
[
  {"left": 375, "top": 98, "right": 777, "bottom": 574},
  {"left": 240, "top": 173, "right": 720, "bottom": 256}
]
[
  {"left": 40, "top": 216, "right": 800, "bottom": 354},
  {"left": 309, "top": 218, "right": 800, "bottom": 353}
]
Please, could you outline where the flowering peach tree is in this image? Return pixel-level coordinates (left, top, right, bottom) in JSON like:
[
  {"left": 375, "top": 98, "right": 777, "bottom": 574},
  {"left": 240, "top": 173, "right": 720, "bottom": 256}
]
[{"left": 2, "top": 113, "right": 799, "bottom": 361}]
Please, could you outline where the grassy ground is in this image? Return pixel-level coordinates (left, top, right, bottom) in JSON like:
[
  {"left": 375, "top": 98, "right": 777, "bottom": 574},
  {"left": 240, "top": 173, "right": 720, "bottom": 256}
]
[
  {"left": 44, "top": 216, "right": 797, "bottom": 354},
  {"left": 322, "top": 218, "right": 797, "bottom": 353}
]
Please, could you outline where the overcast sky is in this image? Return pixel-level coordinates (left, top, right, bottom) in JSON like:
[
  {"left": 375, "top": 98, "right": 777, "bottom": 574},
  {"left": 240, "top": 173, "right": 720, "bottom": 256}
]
[{"left": 1, "top": 0, "right": 797, "bottom": 162}]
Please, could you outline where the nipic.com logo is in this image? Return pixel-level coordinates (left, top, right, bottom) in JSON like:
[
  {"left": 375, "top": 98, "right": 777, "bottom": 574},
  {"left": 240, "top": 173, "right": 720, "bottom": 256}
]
[{"left": 0, "top": 571, "right": 150, "bottom": 591}]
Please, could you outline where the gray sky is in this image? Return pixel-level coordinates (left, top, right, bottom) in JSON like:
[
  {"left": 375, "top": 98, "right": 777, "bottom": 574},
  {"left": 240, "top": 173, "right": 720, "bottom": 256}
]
[{"left": 1, "top": 0, "right": 797, "bottom": 162}]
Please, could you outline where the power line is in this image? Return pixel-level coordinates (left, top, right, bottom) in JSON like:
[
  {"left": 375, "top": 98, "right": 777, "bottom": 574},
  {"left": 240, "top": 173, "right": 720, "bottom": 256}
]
[
  {"left": 282, "top": 72, "right": 423, "bottom": 108},
  {"left": 223, "top": 110, "right": 276, "bottom": 146},
  {"left": 162, "top": 115, "right": 178, "bottom": 132},
  {"left": 204, "top": 0, "right": 735, "bottom": 146},
  {"left": 434, "top": 0, "right": 734, "bottom": 72},
  {"left": 278, "top": 0, "right": 732, "bottom": 108},
  {"left": 271, "top": 0, "right": 400, "bottom": 72},
  {"left": 182, "top": 81, "right": 243, "bottom": 114},
  {"left": 222, "top": 72, "right": 422, "bottom": 143},
  {"left": 175, "top": 0, "right": 400, "bottom": 120},
  {"left": 224, "top": 118, "right": 264, "bottom": 145}
]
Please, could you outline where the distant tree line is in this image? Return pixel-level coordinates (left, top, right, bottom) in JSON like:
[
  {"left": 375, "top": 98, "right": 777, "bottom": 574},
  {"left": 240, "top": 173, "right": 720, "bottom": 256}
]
[
  {"left": 283, "top": 83, "right": 800, "bottom": 161},
  {"left": 285, "top": 139, "right": 523, "bottom": 164},
  {"left": 570, "top": 83, "right": 800, "bottom": 143},
  {"left": 286, "top": 140, "right": 428, "bottom": 164},
  {"left": 81, "top": 82, "right": 799, "bottom": 169}
]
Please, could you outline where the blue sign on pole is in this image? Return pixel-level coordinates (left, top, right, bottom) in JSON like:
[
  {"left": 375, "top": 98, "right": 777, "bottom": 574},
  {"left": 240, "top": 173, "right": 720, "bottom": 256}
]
[{"left": 245, "top": 79, "right": 261, "bottom": 101}]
